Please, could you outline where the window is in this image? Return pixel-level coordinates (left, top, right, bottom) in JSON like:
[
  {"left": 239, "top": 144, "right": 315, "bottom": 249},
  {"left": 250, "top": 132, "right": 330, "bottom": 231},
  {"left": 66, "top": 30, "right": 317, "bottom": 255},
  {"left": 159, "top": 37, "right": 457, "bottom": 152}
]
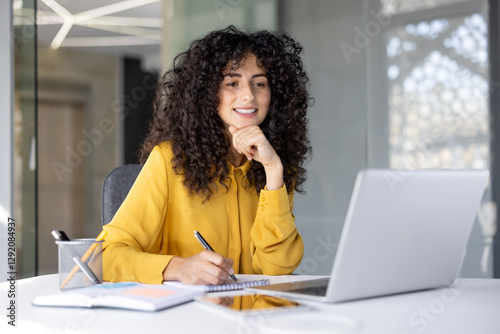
[{"left": 366, "top": 0, "right": 494, "bottom": 277}]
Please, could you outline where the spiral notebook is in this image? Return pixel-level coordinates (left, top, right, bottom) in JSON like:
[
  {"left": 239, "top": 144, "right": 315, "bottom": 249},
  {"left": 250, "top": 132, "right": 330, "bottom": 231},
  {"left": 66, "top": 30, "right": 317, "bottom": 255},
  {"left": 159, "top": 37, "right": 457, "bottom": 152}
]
[{"left": 164, "top": 277, "right": 270, "bottom": 293}]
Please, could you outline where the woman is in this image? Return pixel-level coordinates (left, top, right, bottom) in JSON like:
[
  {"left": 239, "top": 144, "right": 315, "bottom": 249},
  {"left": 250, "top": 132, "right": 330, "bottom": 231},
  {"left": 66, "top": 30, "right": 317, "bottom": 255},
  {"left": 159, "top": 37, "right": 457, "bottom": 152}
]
[{"left": 102, "top": 25, "right": 311, "bottom": 285}]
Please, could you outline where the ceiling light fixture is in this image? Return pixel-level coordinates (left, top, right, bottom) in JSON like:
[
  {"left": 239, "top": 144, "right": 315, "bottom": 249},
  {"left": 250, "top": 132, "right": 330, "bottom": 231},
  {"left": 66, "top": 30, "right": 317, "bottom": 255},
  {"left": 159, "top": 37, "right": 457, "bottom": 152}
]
[
  {"left": 62, "top": 36, "right": 160, "bottom": 47},
  {"left": 41, "top": 0, "right": 72, "bottom": 20},
  {"left": 36, "top": 11, "right": 64, "bottom": 25},
  {"left": 40, "top": 0, "right": 161, "bottom": 49},
  {"left": 73, "top": 0, "right": 160, "bottom": 23},
  {"left": 79, "top": 23, "right": 161, "bottom": 40},
  {"left": 50, "top": 19, "right": 74, "bottom": 49},
  {"left": 81, "top": 16, "right": 163, "bottom": 28}
]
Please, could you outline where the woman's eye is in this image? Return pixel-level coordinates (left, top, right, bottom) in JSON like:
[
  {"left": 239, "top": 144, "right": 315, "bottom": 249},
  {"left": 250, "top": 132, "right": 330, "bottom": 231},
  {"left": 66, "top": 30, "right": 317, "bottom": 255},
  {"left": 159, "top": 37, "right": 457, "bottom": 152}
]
[{"left": 227, "top": 82, "right": 238, "bottom": 87}]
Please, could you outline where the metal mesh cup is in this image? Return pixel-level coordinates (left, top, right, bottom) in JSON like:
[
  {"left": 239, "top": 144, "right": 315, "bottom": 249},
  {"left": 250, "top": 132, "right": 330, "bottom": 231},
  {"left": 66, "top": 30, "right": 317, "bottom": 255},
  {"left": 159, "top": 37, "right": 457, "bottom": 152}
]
[{"left": 56, "top": 239, "right": 103, "bottom": 291}]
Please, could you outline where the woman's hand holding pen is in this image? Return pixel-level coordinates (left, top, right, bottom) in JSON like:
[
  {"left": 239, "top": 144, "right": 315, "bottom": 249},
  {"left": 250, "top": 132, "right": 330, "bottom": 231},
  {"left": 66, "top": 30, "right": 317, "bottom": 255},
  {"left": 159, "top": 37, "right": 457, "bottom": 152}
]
[
  {"left": 229, "top": 125, "right": 283, "bottom": 190},
  {"left": 162, "top": 251, "right": 234, "bottom": 285}
]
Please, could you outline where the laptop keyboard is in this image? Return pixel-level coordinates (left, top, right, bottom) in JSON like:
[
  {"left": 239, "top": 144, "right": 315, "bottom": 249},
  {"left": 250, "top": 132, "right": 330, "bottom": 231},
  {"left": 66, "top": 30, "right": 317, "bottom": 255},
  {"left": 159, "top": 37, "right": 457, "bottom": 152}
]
[
  {"left": 286, "top": 284, "right": 328, "bottom": 296},
  {"left": 253, "top": 277, "right": 330, "bottom": 297},
  {"left": 281, "top": 278, "right": 330, "bottom": 297}
]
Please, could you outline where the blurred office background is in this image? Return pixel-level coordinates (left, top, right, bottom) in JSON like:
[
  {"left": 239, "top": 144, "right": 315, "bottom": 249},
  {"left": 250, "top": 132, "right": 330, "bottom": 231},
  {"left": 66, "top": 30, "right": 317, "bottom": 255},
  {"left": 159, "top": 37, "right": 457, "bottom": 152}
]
[{"left": 2, "top": 0, "right": 499, "bottom": 280}]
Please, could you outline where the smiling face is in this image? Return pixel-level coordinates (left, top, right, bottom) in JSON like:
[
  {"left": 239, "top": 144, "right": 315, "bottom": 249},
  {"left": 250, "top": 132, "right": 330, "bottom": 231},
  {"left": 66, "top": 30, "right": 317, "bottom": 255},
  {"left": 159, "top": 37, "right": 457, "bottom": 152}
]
[{"left": 217, "top": 53, "right": 271, "bottom": 132}]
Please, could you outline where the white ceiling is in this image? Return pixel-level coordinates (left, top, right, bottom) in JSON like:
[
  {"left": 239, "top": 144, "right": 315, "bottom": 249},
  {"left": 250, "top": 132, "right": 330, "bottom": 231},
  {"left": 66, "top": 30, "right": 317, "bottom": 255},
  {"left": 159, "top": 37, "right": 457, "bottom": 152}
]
[{"left": 37, "top": 0, "right": 164, "bottom": 60}]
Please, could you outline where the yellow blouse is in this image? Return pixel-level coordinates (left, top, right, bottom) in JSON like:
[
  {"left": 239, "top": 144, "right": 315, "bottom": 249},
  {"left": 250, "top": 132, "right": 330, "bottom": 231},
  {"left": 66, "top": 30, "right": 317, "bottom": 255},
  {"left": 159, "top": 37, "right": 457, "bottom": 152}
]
[{"left": 102, "top": 141, "right": 304, "bottom": 284}]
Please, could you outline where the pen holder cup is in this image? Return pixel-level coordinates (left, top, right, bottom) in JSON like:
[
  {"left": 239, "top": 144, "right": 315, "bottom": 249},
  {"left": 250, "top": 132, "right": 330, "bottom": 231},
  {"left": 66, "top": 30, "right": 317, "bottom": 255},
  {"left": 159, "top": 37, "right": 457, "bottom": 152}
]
[{"left": 56, "top": 239, "right": 103, "bottom": 291}]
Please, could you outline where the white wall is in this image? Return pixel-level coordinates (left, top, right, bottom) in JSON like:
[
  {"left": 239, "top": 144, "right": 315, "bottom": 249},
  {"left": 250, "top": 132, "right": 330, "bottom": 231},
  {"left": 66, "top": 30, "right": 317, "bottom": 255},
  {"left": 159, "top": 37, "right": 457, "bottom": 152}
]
[
  {"left": 0, "top": 0, "right": 13, "bottom": 283},
  {"left": 281, "top": 0, "right": 367, "bottom": 275}
]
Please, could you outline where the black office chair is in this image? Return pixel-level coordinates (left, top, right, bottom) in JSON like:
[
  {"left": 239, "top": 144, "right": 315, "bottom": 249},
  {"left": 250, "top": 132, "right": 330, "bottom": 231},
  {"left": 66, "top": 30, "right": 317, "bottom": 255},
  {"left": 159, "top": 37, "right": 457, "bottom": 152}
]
[{"left": 101, "top": 164, "right": 143, "bottom": 225}]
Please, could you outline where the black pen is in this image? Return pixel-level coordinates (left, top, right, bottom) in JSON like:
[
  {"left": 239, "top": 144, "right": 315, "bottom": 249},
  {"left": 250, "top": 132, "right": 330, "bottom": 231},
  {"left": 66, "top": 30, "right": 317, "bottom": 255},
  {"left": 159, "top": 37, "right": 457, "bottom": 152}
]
[
  {"left": 51, "top": 230, "right": 70, "bottom": 241},
  {"left": 194, "top": 230, "right": 237, "bottom": 282}
]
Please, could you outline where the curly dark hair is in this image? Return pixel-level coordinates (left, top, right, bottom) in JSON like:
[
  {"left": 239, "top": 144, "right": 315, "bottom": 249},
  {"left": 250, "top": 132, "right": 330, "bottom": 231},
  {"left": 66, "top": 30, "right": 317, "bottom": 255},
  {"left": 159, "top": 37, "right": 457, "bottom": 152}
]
[{"left": 140, "top": 25, "right": 311, "bottom": 200}]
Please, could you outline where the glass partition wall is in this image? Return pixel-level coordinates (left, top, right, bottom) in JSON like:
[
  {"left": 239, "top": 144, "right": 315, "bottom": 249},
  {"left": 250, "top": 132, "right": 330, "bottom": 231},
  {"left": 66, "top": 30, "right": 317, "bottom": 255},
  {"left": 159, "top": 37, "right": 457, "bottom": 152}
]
[{"left": 14, "top": 0, "right": 37, "bottom": 278}]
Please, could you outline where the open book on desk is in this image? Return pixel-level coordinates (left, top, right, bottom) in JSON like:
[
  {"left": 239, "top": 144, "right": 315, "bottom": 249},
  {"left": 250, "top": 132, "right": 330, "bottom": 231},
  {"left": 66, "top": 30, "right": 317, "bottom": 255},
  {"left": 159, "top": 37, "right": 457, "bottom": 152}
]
[
  {"left": 164, "top": 275, "right": 271, "bottom": 293},
  {"left": 32, "top": 282, "right": 202, "bottom": 312}
]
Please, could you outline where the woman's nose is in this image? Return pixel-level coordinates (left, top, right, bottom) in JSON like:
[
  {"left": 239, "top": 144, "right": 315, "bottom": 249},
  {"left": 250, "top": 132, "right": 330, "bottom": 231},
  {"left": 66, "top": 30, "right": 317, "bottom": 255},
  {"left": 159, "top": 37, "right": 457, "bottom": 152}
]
[{"left": 239, "top": 83, "right": 255, "bottom": 102}]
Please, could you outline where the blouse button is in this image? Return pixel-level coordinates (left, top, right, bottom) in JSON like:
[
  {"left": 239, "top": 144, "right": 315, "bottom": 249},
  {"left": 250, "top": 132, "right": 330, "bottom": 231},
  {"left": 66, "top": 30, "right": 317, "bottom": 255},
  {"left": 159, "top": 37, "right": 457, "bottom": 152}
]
[{"left": 259, "top": 205, "right": 265, "bottom": 211}]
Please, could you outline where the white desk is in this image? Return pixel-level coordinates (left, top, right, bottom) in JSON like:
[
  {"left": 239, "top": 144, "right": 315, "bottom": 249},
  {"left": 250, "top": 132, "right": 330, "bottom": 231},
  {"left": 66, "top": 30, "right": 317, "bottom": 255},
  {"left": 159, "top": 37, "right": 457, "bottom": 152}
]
[{"left": 1, "top": 274, "right": 499, "bottom": 334}]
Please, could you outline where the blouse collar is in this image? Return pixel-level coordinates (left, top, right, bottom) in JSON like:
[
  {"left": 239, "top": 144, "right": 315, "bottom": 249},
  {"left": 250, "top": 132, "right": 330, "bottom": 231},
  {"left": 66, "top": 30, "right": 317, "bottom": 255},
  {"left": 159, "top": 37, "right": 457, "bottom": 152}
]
[{"left": 228, "top": 158, "right": 252, "bottom": 174}]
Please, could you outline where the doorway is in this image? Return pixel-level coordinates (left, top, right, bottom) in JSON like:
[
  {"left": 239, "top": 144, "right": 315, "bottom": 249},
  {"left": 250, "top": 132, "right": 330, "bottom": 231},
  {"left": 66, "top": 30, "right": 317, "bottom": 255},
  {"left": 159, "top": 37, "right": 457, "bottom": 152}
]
[{"left": 38, "top": 86, "right": 90, "bottom": 274}]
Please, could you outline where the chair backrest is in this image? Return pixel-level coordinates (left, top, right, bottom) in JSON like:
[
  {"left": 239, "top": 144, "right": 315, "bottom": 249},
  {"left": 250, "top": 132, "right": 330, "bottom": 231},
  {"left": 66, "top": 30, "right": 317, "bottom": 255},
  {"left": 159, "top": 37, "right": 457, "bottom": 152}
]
[{"left": 101, "top": 164, "right": 143, "bottom": 225}]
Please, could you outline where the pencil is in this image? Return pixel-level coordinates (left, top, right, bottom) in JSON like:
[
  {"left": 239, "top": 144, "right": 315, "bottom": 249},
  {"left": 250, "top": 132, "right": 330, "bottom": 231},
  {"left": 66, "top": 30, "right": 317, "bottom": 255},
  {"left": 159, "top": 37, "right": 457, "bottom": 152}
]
[{"left": 59, "top": 230, "right": 107, "bottom": 290}]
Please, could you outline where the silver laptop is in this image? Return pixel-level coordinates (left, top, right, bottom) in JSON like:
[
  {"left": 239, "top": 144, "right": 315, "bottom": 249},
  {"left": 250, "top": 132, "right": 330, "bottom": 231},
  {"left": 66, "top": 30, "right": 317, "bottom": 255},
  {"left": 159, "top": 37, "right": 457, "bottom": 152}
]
[{"left": 251, "top": 169, "right": 489, "bottom": 303}]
